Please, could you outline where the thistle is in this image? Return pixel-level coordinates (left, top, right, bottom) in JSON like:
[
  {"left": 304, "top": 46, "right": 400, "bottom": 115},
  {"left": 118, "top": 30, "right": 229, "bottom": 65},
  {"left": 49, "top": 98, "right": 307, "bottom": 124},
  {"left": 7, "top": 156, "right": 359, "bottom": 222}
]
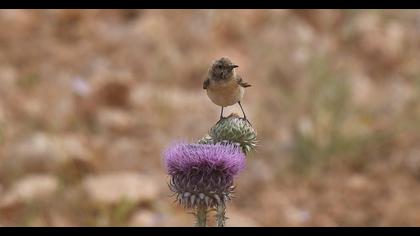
[
  {"left": 199, "top": 113, "right": 257, "bottom": 155},
  {"left": 164, "top": 142, "right": 246, "bottom": 226}
]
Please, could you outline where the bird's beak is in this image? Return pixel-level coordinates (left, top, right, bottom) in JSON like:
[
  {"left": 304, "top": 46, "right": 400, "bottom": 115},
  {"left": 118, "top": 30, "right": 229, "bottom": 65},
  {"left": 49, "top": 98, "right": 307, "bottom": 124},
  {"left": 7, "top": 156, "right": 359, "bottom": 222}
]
[{"left": 230, "top": 65, "right": 239, "bottom": 69}]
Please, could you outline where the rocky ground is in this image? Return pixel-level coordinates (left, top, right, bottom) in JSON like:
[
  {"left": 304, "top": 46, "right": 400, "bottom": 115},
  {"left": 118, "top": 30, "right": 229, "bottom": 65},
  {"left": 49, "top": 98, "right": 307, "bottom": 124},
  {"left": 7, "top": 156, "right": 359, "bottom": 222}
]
[{"left": 1, "top": 9, "right": 420, "bottom": 226}]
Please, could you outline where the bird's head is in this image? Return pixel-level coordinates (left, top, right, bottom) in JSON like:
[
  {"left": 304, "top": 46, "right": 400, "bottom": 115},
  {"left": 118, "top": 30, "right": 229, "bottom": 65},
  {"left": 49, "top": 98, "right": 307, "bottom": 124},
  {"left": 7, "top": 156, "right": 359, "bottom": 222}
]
[{"left": 209, "top": 57, "right": 238, "bottom": 81}]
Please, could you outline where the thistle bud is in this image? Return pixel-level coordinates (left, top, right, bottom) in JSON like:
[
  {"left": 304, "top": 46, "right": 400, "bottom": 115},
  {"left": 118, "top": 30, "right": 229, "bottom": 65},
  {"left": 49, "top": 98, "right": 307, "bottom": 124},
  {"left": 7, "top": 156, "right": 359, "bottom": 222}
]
[{"left": 206, "top": 113, "right": 257, "bottom": 155}]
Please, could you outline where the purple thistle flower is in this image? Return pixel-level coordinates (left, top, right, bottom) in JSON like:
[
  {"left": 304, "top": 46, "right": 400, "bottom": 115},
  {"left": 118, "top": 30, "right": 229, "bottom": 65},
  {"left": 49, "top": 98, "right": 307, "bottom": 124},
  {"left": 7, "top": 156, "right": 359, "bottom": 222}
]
[{"left": 164, "top": 142, "right": 246, "bottom": 209}]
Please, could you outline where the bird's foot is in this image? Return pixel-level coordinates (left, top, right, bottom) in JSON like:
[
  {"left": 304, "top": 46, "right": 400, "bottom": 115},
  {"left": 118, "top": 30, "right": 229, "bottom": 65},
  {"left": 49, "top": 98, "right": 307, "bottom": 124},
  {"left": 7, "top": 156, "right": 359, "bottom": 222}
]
[
  {"left": 215, "top": 116, "right": 225, "bottom": 125},
  {"left": 242, "top": 116, "right": 252, "bottom": 126}
]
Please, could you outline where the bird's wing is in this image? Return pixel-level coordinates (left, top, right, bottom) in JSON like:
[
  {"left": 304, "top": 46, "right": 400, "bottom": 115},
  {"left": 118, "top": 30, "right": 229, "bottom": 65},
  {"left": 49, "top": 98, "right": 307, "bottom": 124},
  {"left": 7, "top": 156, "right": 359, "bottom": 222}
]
[
  {"left": 203, "top": 78, "right": 210, "bottom": 90},
  {"left": 237, "top": 76, "right": 251, "bottom": 88}
]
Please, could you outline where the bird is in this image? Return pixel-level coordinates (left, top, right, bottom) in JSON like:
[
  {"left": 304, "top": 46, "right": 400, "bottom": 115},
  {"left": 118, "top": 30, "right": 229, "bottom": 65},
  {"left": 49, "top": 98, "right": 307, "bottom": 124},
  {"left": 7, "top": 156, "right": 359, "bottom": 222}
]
[{"left": 203, "top": 57, "right": 251, "bottom": 123}]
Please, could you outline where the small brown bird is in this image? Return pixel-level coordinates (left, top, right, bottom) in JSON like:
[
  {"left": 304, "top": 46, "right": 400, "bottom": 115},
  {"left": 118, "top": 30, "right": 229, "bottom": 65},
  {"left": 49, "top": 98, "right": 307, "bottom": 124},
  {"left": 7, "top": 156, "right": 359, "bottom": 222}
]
[{"left": 203, "top": 57, "right": 251, "bottom": 122}]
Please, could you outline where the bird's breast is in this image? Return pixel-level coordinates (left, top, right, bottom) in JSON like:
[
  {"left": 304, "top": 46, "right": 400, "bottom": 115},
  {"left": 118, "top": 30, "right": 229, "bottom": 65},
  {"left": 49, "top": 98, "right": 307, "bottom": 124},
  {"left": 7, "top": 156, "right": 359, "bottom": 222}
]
[{"left": 207, "top": 79, "right": 244, "bottom": 107}]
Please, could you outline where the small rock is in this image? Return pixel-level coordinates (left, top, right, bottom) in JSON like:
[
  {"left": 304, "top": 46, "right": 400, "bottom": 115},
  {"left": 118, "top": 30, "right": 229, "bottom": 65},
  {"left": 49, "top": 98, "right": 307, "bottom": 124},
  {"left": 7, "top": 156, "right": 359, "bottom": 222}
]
[
  {"left": 226, "top": 211, "right": 260, "bottom": 227},
  {"left": 96, "top": 109, "right": 136, "bottom": 133},
  {"left": 161, "top": 211, "right": 195, "bottom": 227},
  {"left": 13, "top": 133, "right": 58, "bottom": 161},
  {"left": 71, "top": 76, "right": 91, "bottom": 97},
  {"left": 82, "top": 172, "right": 159, "bottom": 205},
  {"left": 0, "top": 175, "right": 59, "bottom": 208},
  {"left": 105, "top": 137, "right": 140, "bottom": 161},
  {"left": 129, "top": 210, "right": 162, "bottom": 226},
  {"left": 351, "top": 74, "right": 374, "bottom": 108},
  {"left": 59, "top": 134, "right": 92, "bottom": 163},
  {"left": 0, "top": 65, "right": 17, "bottom": 89},
  {"left": 248, "top": 159, "right": 274, "bottom": 182},
  {"left": 404, "top": 150, "right": 420, "bottom": 178},
  {"left": 297, "top": 116, "right": 314, "bottom": 137},
  {"left": 49, "top": 213, "right": 76, "bottom": 227},
  {"left": 347, "top": 174, "right": 370, "bottom": 191},
  {"left": 0, "top": 105, "right": 5, "bottom": 124},
  {"left": 11, "top": 133, "right": 93, "bottom": 167},
  {"left": 129, "top": 83, "right": 154, "bottom": 108},
  {"left": 284, "top": 207, "right": 311, "bottom": 225}
]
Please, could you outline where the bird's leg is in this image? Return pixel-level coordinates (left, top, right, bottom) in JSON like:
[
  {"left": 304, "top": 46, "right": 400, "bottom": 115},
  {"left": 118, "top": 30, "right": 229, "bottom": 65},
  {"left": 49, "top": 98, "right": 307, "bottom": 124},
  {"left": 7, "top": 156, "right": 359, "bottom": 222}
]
[
  {"left": 220, "top": 106, "right": 224, "bottom": 120},
  {"left": 238, "top": 101, "right": 247, "bottom": 119},
  {"left": 216, "top": 107, "right": 224, "bottom": 125},
  {"left": 238, "top": 101, "right": 252, "bottom": 125}
]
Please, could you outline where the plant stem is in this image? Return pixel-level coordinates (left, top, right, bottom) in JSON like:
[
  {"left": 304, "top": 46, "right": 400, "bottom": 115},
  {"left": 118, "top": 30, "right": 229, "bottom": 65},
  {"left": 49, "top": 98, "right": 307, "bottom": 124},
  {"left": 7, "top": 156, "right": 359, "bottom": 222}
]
[
  {"left": 195, "top": 204, "right": 207, "bottom": 227},
  {"left": 216, "top": 204, "right": 227, "bottom": 227}
]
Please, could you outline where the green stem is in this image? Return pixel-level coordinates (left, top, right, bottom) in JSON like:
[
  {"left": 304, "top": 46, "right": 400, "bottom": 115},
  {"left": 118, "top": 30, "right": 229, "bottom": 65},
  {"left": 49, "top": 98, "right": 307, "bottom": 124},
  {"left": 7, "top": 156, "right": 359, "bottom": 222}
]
[
  {"left": 216, "top": 204, "right": 227, "bottom": 227},
  {"left": 195, "top": 204, "right": 207, "bottom": 227}
]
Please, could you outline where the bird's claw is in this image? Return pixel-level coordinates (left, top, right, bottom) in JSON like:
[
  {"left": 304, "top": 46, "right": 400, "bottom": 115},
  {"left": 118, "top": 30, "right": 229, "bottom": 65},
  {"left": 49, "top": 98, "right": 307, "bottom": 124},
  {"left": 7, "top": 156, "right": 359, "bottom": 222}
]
[
  {"left": 216, "top": 116, "right": 225, "bottom": 125},
  {"left": 242, "top": 116, "right": 252, "bottom": 126},
  {"left": 215, "top": 115, "right": 252, "bottom": 126}
]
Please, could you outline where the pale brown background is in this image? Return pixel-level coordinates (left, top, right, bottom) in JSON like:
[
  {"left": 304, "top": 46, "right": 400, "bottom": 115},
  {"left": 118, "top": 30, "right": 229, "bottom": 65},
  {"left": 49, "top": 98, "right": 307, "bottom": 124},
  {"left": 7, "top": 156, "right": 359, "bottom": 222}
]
[{"left": 0, "top": 9, "right": 420, "bottom": 226}]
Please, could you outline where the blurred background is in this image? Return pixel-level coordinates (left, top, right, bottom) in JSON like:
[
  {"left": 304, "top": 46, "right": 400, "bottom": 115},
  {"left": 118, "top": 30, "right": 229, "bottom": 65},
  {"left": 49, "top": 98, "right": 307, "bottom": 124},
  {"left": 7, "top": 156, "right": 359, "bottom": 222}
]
[{"left": 0, "top": 9, "right": 420, "bottom": 226}]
